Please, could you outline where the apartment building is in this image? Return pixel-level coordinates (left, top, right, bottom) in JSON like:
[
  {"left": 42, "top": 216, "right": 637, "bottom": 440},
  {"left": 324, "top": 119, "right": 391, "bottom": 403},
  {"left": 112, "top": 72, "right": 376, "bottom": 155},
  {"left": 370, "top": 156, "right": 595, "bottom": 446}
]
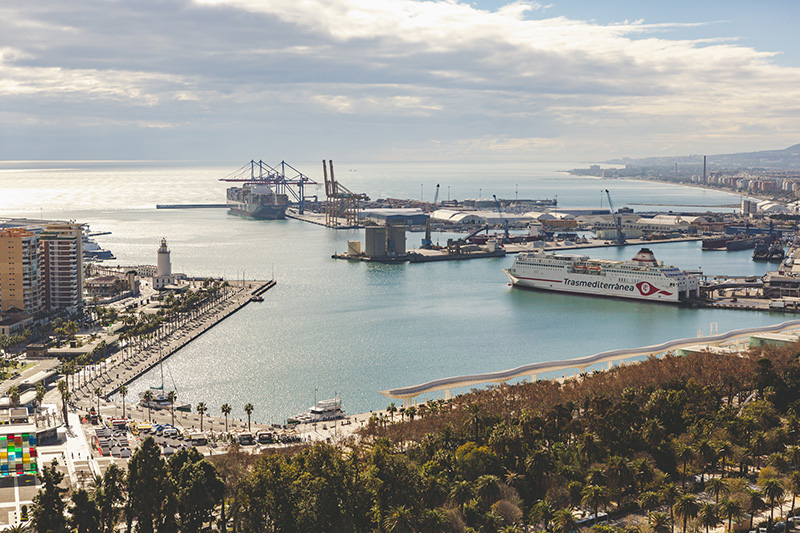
[
  {"left": 0, "top": 228, "right": 43, "bottom": 314},
  {"left": 40, "top": 223, "right": 83, "bottom": 313}
]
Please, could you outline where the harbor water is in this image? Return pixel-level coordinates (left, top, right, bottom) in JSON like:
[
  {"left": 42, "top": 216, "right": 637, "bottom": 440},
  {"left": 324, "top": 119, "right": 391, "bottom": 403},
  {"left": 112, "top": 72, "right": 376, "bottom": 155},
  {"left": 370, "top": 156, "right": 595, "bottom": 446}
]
[{"left": 0, "top": 161, "right": 787, "bottom": 425}]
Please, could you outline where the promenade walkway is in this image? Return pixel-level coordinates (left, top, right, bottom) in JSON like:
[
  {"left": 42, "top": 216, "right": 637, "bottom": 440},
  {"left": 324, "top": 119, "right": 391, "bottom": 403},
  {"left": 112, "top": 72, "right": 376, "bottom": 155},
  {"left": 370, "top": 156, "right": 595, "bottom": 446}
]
[{"left": 381, "top": 319, "right": 800, "bottom": 405}]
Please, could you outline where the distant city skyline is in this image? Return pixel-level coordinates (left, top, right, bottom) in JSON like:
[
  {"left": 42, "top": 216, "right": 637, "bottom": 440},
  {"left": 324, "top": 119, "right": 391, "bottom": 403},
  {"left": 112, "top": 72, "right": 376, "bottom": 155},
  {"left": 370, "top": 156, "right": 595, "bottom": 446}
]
[{"left": 1, "top": 0, "right": 798, "bottom": 162}]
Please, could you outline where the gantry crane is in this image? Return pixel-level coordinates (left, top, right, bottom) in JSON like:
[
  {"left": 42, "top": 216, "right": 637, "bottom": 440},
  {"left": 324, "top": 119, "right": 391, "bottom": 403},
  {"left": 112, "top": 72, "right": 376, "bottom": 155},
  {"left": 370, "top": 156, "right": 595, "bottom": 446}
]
[{"left": 219, "top": 160, "right": 319, "bottom": 214}]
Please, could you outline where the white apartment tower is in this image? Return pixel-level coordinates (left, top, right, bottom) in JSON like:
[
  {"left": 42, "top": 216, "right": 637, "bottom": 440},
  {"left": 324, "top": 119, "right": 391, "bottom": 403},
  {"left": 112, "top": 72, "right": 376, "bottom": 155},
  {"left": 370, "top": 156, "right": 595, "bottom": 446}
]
[{"left": 40, "top": 223, "right": 83, "bottom": 313}]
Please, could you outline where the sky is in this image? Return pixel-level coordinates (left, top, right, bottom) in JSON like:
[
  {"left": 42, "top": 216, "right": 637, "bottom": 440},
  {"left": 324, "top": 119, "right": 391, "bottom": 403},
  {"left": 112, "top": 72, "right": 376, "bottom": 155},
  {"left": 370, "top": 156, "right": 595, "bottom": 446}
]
[{"left": 1, "top": 0, "right": 799, "bottom": 162}]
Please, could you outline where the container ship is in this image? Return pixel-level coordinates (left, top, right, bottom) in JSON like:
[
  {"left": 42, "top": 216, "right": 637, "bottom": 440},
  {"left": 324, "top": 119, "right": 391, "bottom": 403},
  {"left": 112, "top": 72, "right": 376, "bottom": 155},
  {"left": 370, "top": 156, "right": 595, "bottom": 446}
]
[
  {"left": 226, "top": 183, "right": 289, "bottom": 220},
  {"left": 504, "top": 248, "right": 700, "bottom": 303}
]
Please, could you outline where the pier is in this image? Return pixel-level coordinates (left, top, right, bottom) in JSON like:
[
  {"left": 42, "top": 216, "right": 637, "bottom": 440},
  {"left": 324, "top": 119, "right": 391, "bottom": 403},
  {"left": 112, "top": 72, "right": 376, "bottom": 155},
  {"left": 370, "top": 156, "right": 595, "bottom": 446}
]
[
  {"left": 44, "top": 280, "right": 277, "bottom": 412},
  {"left": 156, "top": 203, "right": 228, "bottom": 209},
  {"left": 380, "top": 319, "right": 800, "bottom": 405}
]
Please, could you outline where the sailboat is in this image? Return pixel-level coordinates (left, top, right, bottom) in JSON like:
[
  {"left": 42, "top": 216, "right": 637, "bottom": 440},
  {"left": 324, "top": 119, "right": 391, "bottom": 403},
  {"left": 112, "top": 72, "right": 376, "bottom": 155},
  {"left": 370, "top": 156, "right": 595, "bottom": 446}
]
[{"left": 138, "top": 345, "right": 191, "bottom": 411}]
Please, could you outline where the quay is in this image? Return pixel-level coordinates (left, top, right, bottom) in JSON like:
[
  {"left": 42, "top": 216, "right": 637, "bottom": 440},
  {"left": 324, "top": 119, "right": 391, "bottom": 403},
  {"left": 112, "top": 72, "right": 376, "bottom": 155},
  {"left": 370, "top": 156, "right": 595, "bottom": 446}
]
[
  {"left": 380, "top": 319, "right": 800, "bottom": 406},
  {"left": 156, "top": 203, "right": 228, "bottom": 209},
  {"left": 43, "top": 280, "right": 277, "bottom": 411}
]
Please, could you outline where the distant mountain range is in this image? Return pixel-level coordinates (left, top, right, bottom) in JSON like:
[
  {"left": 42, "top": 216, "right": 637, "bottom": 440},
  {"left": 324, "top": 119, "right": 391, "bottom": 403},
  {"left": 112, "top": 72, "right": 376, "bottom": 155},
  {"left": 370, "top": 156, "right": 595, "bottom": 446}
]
[{"left": 607, "top": 143, "right": 800, "bottom": 170}]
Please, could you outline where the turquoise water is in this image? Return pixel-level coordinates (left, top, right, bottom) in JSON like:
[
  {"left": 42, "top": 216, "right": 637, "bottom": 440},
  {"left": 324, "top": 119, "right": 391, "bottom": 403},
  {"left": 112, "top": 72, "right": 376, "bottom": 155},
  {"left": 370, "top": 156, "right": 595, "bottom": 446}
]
[{"left": 0, "top": 161, "right": 784, "bottom": 425}]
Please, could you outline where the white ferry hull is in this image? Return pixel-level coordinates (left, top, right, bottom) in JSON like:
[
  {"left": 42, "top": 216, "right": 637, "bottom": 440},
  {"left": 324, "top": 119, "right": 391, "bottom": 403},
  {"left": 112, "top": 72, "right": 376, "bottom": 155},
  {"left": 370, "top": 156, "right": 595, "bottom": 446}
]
[
  {"left": 505, "top": 269, "right": 681, "bottom": 302},
  {"left": 504, "top": 248, "right": 700, "bottom": 303}
]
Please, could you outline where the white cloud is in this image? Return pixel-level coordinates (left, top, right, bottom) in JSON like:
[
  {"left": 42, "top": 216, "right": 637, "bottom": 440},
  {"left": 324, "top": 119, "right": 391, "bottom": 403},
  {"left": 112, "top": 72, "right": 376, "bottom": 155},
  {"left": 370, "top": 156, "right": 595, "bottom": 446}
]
[{"left": 0, "top": 0, "right": 799, "bottom": 159}]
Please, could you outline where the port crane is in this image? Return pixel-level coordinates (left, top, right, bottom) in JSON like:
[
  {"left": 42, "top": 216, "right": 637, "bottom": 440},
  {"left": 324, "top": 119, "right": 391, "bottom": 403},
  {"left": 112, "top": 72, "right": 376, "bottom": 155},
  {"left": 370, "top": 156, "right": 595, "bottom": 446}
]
[
  {"left": 421, "top": 184, "right": 441, "bottom": 249},
  {"left": 446, "top": 224, "right": 490, "bottom": 255},
  {"left": 322, "top": 160, "right": 369, "bottom": 227},
  {"left": 492, "top": 195, "right": 510, "bottom": 243},
  {"left": 604, "top": 189, "right": 626, "bottom": 244},
  {"left": 219, "top": 160, "right": 319, "bottom": 214}
]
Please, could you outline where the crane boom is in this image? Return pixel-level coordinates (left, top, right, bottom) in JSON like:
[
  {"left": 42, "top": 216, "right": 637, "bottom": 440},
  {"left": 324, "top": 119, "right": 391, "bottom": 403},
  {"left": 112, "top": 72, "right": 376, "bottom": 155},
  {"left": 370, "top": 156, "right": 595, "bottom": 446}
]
[
  {"left": 604, "top": 189, "right": 625, "bottom": 244},
  {"left": 433, "top": 184, "right": 440, "bottom": 206},
  {"left": 493, "top": 195, "right": 510, "bottom": 242}
]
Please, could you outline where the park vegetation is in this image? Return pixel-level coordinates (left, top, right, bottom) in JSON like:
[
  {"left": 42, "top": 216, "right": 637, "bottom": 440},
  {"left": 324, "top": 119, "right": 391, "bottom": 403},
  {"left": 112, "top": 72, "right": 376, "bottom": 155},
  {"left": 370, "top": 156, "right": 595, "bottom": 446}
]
[{"left": 30, "top": 341, "right": 800, "bottom": 532}]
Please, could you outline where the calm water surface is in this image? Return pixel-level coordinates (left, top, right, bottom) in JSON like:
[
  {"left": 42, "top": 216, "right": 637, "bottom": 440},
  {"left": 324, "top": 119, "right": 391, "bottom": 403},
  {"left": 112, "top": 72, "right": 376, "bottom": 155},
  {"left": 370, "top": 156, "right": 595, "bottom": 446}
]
[{"left": 0, "top": 161, "right": 786, "bottom": 424}]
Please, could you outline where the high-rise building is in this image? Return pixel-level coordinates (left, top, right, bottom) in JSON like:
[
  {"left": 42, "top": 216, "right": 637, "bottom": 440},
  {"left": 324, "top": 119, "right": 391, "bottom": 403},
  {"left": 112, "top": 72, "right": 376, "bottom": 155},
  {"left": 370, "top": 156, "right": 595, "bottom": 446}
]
[
  {"left": 0, "top": 228, "right": 43, "bottom": 314},
  {"left": 40, "top": 223, "right": 83, "bottom": 313}
]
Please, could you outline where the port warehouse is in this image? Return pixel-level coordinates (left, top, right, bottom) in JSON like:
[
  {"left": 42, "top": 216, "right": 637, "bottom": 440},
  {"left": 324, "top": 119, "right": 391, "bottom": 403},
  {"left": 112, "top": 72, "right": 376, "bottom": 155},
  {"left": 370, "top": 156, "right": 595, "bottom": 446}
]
[{"left": 358, "top": 208, "right": 759, "bottom": 238}]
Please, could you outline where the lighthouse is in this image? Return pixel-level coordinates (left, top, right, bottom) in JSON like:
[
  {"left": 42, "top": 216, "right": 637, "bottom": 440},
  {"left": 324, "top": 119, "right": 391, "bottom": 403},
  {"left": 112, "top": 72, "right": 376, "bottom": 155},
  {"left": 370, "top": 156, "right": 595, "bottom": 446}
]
[
  {"left": 157, "top": 238, "right": 171, "bottom": 277},
  {"left": 153, "top": 238, "right": 176, "bottom": 290}
]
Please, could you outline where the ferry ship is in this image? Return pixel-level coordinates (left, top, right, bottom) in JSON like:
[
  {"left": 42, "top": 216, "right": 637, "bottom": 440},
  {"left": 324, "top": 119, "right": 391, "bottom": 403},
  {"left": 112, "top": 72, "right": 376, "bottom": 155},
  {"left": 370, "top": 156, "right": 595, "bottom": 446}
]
[
  {"left": 226, "top": 183, "right": 289, "bottom": 220},
  {"left": 504, "top": 248, "right": 700, "bottom": 303}
]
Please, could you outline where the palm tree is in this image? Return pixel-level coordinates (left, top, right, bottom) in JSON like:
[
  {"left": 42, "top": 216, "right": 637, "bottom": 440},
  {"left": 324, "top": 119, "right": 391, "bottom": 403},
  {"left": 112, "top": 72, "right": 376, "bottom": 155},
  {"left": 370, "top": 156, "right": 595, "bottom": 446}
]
[
  {"left": 788, "top": 471, "right": 800, "bottom": 518},
  {"left": 383, "top": 505, "right": 416, "bottom": 533},
  {"left": 57, "top": 380, "right": 70, "bottom": 428},
  {"left": 530, "top": 500, "right": 555, "bottom": 530},
  {"left": 475, "top": 474, "right": 502, "bottom": 510},
  {"left": 717, "top": 441, "right": 734, "bottom": 477},
  {"left": 119, "top": 385, "right": 128, "bottom": 419},
  {"left": 7, "top": 385, "right": 20, "bottom": 407},
  {"left": 673, "top": 493, "right": 700, "bottom": 533},
  {"left": 697, "top": 502, "right": 719, "bottom": 533},
  {"left": 94, "top": 387, "right": 103, "bottom": 416},
  {"left": 449, "top": 480, "right": 473, "bottom": 512},
  {"left": 675, "top": 443, "right": 695, "bottom": 488},
  {"left": 35, "top": 383, "right": 46, "bottom": 411},
  {"left": 649, "top": 511, "right": 671, "bottom": 533},
  {"left": 639, "top": 491, "right": 661, "bottom": 510},
  {"left": 661, "top": 482, "right": 680, "bottom": 533},
  {"left": 167, "top": 390, "right": 176, "bottom": 426},
  {"left": 582, "top": 484, "right": 609, "bottom": 526},
  {"left": 196, "top": 402, "right": 208, "bottom": 432},
  {"left": 760, "top": 476, "right": 786, "bottom": 533},
  {"left": 706, "top": 477, "right": 729, "bottom": 504},
  {"left": 467, "top": 402, "right": 482, "bottom": 442},
  {"left": 552, "top": 508, "right": 577, "bottom": 533},
  {"left": 142, "top": 389, "right": 153, "bottom": 422},
  {"left": 221, "top": 403, "right": 231, "bottom": 433},
  {"left": 244, "top": 403, "right": 254, "bottom": 432},
  {"left": 744, "top": 487, "right": 765, "bottom": 530},
  {"left": 718, "top": 498, "right": 743, "bottom": 532},
  {"left": 387, "top": 402, "right": 397, "bottom": 421}
]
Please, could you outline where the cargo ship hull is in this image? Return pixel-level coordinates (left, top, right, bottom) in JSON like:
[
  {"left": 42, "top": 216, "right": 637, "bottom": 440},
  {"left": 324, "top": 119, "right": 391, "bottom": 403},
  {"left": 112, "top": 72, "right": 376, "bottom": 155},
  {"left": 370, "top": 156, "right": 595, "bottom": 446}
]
[
  {"left": 226, "top": 184, "right": 289, "bottom": 220},
  {"left": 227, "top": 202, "right": 288, "bottom": 220}
]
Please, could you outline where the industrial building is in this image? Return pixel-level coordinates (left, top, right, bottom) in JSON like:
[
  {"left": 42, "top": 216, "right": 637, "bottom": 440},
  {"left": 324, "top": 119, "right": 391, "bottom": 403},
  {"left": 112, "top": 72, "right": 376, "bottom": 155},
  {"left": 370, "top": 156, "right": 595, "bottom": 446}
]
[{"left": 359, "top": 208, "right": 429, "bottom": 226}]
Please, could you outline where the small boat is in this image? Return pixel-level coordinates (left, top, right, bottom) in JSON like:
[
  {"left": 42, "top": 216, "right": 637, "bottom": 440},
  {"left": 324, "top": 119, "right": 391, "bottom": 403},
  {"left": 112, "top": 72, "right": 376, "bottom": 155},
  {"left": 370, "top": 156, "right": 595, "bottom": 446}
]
[{"left": 287, "top": 395, "right": 345, "bottom": 425}]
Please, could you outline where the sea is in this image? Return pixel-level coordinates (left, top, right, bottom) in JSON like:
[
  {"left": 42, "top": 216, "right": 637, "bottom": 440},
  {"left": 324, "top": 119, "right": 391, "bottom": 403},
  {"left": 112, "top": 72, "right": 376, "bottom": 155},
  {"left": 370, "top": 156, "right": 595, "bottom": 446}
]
[{"left": 0, "top": 160, "right": 789, "bottom": 425}]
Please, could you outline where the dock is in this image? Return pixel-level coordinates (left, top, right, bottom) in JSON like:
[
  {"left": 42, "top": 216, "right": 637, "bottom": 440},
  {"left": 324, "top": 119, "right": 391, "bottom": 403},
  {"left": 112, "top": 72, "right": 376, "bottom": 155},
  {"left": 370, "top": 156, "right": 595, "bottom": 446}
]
[
  {"left": 156, "top": 203, "right": 228, "bottom": 209},
  {"left": 44, "top": 280, "right": 277, "bottom": 412},
  {"left": 286, "top": 209, "right": 362, "bottom": 228}
]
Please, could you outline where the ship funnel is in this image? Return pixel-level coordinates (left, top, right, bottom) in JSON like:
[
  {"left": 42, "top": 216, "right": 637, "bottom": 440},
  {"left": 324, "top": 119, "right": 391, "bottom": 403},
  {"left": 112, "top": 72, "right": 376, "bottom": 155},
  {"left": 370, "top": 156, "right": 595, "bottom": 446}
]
[{"left": 631, "top": 248, "right": 658, "bottom": 265}]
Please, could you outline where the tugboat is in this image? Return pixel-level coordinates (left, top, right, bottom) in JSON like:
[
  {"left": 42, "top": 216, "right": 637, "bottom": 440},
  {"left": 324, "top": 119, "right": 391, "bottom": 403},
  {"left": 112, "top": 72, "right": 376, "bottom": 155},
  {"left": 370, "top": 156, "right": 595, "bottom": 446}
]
[{"left": 753, "top": 241, "right": 785, "bottom": 262}]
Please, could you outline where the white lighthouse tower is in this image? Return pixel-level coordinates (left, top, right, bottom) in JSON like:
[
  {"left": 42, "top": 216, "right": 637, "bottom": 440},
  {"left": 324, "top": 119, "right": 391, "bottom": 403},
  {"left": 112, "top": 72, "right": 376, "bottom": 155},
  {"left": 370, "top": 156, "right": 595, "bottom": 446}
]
[
  {"left": 156, "top": 238, "right": 171, "bottom": 277},
  {"left": 153, "top": 237, "right": 176, "bottom": 289}
]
